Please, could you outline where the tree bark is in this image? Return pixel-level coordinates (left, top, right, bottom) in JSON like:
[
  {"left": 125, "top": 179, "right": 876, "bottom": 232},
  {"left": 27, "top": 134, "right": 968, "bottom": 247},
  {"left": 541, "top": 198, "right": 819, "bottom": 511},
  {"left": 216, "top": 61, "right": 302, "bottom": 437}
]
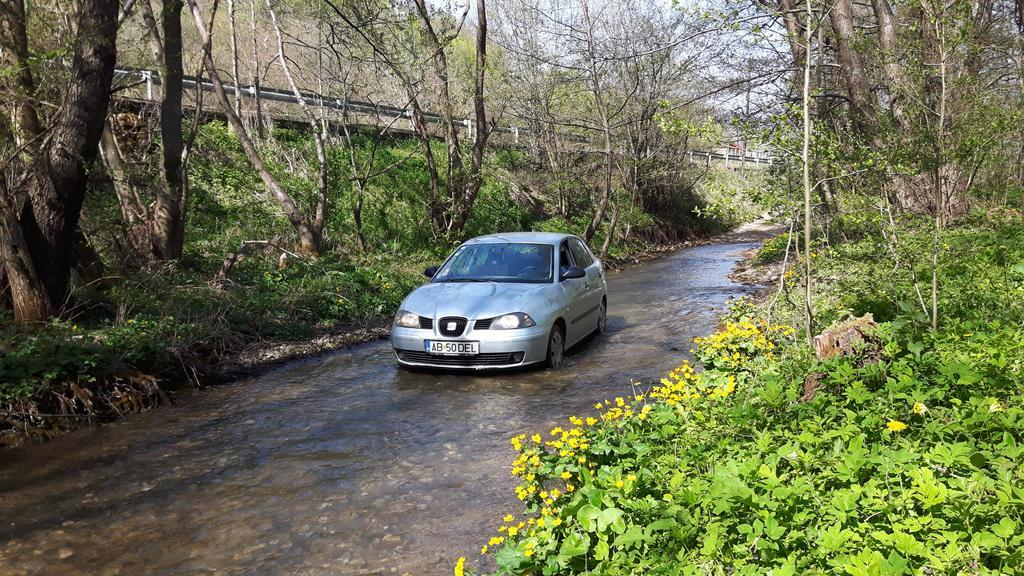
[
  {"left": 0, "top": 0, "right": 42, "bottom": 147},
  {"left": 249, "top": 0, "right": 265, "bottom": 138},
  {"left": 600, "top": 202, "right": 620, "bottom": 260},
  {"left": 869, "top": 0, "right": 911, "bottom": 130},
  {"left": 446, "top": 0, "right": 490, "bottom": 234},
  {"left": 227, "top": 0, "right": 243, "bottom": 122},
  {"left": 829, "top": 0, "right": 875, "bottom": 133},
  {"left": 778, "top": 0, "right": 807, "bottom": 69},
  {"left": 802, "top": 0, "right": 814, "bottom": 344},
  {"left": 150, "top": 0, "right": 186, "bottom": 260},
  {"left": 0, "top": 0, "right": 118, "bottom": 321}
]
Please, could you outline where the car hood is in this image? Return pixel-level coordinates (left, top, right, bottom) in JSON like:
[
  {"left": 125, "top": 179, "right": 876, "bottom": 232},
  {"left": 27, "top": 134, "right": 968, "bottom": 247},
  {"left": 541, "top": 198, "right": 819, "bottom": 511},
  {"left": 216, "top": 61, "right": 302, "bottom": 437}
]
[{"left": 403, "top": 281, "right": 548, "bottom": 320}]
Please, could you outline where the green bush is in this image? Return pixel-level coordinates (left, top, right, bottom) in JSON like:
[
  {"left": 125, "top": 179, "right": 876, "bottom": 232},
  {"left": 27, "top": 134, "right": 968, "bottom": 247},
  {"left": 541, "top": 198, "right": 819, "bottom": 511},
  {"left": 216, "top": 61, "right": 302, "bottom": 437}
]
[{"left": 465, "top": 213, "right": 1024, "bottom": 576}]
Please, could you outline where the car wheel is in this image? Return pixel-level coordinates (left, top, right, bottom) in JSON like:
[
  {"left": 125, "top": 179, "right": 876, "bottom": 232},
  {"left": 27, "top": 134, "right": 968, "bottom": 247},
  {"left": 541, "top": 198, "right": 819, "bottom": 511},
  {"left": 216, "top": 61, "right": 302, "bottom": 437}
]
[
  {"left": 597, "top": 300, "right": 607, "bottom": 334},
  {"left": 546, "top": 325, "right": 565, "bottom": 369}
]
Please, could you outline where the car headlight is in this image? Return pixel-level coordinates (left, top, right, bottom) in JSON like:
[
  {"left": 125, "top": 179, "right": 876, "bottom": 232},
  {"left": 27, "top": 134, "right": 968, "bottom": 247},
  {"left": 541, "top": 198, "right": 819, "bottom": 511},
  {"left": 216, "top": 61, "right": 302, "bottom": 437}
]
[
  {"left": 491, "top": 312, "right": 536, "bottom": 330},
  {"left": 394, "top": 310, "right": 420, "bottom": 328}
]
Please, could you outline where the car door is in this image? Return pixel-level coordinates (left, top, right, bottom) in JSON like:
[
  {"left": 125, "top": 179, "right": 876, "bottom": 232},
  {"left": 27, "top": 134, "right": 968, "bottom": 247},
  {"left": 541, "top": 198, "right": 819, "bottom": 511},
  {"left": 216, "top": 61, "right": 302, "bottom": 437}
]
[
  {"left": 569, "top": 237, "right": 603, "bottom": 334},
  {"left": 558, "top": 239, "right": 587, "bottom": 344}
]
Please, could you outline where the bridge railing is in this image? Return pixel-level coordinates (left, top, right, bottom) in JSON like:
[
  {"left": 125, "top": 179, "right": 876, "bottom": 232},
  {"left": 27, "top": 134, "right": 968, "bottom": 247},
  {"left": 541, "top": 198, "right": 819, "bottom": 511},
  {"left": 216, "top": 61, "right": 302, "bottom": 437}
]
[{"left": 113, "top": 66, "right": 775, "bottom": 168}]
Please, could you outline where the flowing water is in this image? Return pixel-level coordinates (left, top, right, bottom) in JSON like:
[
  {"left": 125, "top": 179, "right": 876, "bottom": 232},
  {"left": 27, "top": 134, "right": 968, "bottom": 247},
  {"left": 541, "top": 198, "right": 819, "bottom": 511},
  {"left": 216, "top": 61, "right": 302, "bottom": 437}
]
[{"left": 0, "top": 238, "right": 764, "bottom": 576}]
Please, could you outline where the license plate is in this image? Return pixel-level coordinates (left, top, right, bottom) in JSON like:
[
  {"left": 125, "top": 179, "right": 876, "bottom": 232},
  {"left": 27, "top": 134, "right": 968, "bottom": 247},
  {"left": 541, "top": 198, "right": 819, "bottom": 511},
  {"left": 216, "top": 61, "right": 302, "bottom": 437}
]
[{"left": 426, "top": 340, "right": 479, "bottom": 356}]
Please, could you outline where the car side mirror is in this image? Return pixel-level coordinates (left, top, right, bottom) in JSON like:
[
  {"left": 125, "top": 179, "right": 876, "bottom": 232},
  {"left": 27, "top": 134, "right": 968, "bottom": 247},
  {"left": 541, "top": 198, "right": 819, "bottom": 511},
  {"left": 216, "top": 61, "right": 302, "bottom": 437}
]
[
  {"left": 423, "top": 265, "right": 439, "bottom": 278},
  {"left": 560, "top": 266, "right": 586, "bottom": 281}
]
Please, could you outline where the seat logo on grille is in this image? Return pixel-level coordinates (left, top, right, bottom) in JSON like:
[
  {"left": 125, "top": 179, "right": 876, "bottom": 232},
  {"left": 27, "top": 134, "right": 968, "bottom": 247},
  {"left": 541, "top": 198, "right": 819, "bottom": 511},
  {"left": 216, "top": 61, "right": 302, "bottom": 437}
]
[{"left": 447, "top": 322, "right": 457, "bottom": 331}]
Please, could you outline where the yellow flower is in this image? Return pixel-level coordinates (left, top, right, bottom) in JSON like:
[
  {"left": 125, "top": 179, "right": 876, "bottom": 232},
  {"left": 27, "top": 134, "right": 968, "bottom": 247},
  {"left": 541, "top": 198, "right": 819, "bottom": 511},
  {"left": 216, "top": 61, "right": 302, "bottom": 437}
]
[
  {"left": 552, "top": 517, "right": 563, "bottom": 526},
  {"left": 503, "top": 514, "right": 514, "bottom": 523},
  {"left": 537, "top": 517, "right": 546, "bottom": 527},
  {"left": 913, "top": 402, "right": 928, "bottom": 415},
  {"left": 524, "top": 548, "right": 534, "bottom": 557},
  {"left": 480, "top": 545, "right": 488, "bottom": 554},
  {"left": 886, "top": 420, "right": 908, "bottom": 432},
  {"left": 615, "top": 480, "right": 624, "bottom": 488},
  {"left": 560, "top": 471, "right": 572, "bottom": 480},
  {"left": 990, "top": 401, "right": 1004, "bottom": 413},
  {"left": 454, "top": 556, "right": 465, "bottom": 576},
  {"left": 531, "top": 434, "right": 541, "bottom": 443},
  {"left": 488, "top": 536, "right": 505, "bottom": 546},
  {"left": 594, "top": 403, "right": 603, "bottom": 409},
  {"left": 565, "top": 484, "right": 575, "bottom": 492},
  {"left": 585, "top": 417, "right": 598, "bottom": 426},
  {"left": 508, "top": 525, "right": 519, "bottom": 537}
]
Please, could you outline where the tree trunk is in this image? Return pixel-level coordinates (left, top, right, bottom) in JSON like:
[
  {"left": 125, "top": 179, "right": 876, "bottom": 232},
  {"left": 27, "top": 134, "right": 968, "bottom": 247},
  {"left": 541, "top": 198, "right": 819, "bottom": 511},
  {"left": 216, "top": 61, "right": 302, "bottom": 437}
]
[
  {"left": 407, "top": 94, "right": 446, "bottom": 233},
  {"left": 249, "top": 0, "right": 264, "bottom": 138},
  {"left": 150, "top": 0, "right": 186, "bottom": 260},
  {"left": 446, "top": 0, "right": 490, "bottom": 234},
  {"left": 353, "top": 179, "right": 367, "bottom": 252},
  {"left": 227, "top": 0, "right": 242, "bottom": 122},
  {"left": 600, "top": 202, "right": 620, "bottom": 260},
  {"left": 581, "top": 0, "right": 613, "bottom": 244},
  {"left": 829, "top": 0, "right": 875, "bottom": 133},
  {"left": 802, "top": 0, "right": 814, "bottom": 344},
  {"left": 185, "top": 0, "right": 319, "bottom": 254},
  {"left": 412, "top": 0, "right": 467, "bottom": 233},
  {"left": 0, "top": 0, "right": 118, "bottom": 321},
  {"left": 869, "top": 0, "right": 911, "bottom": 130},
  {"left": 269, "top": 5, "right": 328, "bottom": 248},
  {"left": 0, "top": 0, "right": 43, "bottom": 147}
]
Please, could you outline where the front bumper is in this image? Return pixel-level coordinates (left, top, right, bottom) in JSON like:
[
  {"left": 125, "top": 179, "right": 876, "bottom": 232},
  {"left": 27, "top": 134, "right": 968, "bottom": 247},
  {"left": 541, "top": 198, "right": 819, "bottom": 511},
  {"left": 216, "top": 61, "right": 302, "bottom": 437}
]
[{"left": 391, "top": 323, "right": 550, "bottom": 370}]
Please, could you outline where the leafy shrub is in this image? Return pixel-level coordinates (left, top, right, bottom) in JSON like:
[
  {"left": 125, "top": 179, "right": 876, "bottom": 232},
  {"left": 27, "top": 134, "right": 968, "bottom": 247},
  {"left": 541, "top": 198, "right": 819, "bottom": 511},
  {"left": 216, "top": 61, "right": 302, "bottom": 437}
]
[
  {"left": 756, "top": 233, "right": 791, "bottom": 263},
  {"left": 463, "top": 214, "right": 1024, "bottom": 576},
  {"left": 692, "top": 319, "right": 794, "bottom": 371}
]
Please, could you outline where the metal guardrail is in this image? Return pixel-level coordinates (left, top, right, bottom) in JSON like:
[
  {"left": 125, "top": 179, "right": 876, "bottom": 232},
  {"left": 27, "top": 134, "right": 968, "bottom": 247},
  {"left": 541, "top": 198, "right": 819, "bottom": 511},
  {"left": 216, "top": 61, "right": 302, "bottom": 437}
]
[{"left": 113, "top": 66, "right": 774, "bottom": 167}]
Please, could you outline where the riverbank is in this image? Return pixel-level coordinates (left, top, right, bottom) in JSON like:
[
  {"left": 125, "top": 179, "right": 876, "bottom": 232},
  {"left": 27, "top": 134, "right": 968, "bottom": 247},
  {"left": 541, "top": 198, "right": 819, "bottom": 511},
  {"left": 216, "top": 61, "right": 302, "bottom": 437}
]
[
  {"left": 466, "top": 209, "right": 1024, "bottom": 575},
  {"left": 1, "top": 220, "right": 774, "bottom": 449}
]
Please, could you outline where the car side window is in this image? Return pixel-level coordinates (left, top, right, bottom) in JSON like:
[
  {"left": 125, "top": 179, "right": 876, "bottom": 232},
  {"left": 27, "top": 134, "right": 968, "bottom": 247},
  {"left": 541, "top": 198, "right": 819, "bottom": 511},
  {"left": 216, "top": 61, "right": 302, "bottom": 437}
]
[
  {"left": 569, "top": 238, "right": 594, "bottom": 268},
  {"left": 559, "top": 241, "right": 575, "bottom": 272}
]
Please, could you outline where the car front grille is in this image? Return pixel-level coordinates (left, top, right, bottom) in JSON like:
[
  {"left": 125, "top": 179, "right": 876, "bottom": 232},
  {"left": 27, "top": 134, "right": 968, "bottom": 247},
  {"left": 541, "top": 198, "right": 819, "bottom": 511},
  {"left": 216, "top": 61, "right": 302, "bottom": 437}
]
[
  {"left": 396, "top": 350, "right": 523, "bottom": 366},
  {"left": 437, "top": 316, "right": 467, "bottom": 337},
  {"left": 474, "top": 318, "right": 493, "bottom": 330},
  {"left": 419, "top": 316, "right": 433, "bottom": 330}
]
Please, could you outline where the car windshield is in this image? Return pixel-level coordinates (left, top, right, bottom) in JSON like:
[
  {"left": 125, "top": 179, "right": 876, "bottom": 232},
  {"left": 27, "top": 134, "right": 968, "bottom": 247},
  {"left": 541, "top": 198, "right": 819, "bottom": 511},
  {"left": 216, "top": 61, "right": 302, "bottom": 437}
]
[{"left": 433, "top": 243, "right": 553, "bottom": 284}]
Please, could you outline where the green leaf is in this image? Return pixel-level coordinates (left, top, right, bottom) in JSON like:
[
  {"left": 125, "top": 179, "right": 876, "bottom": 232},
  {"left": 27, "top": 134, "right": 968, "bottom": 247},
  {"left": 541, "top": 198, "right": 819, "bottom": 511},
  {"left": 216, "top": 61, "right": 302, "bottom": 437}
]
[
  {"left": 612, "top": 525, "right": 646, "bottom": 549},
  {"left": 576, "top": 504, "right": 601, "bottom": 532},
  {"left": 992, "top": 517, "right": 1017, "bottom": 540},
  {"left": 597, "top": 508, "right": 625, "bottom": 534},
  {"left": 558, "top": 532, "right": 591, "bottom": 562}
]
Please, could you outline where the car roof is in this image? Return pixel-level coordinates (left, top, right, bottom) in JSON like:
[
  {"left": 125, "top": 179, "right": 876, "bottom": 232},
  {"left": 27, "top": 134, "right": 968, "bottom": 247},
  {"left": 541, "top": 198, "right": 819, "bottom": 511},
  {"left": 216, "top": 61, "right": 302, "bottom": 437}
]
[{"left": 463, "top": 232, "right": 576, "bottom": 246}]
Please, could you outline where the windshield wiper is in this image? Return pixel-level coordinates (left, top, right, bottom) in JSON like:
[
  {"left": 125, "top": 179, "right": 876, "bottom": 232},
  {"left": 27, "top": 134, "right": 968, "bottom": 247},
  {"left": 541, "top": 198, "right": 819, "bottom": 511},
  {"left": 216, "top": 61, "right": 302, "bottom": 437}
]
[{"left": 446, "top": 277, "right": 494, "bottom": 282}]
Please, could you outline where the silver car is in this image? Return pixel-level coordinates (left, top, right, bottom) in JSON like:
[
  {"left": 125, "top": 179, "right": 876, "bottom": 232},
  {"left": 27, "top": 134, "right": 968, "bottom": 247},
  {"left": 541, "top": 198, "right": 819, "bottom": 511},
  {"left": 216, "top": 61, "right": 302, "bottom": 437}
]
[{"left": 391, "top": 232, "right": 608, "bottom": 370}]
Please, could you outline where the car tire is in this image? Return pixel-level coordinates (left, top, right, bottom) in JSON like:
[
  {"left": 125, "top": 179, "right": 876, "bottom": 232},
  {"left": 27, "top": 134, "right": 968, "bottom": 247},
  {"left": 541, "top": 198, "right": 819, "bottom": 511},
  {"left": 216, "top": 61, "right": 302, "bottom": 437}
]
[
  {"left": 597, "top": 300, "right": 607, "bottom": 335},
  {"left": 546, "top": 325, "right": 565, "bottom": 369}
]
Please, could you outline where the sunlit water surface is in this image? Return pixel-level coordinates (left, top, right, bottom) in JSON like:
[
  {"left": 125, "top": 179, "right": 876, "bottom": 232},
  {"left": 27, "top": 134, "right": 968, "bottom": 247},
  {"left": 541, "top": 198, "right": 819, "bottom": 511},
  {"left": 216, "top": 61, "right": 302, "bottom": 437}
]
[{"left": 0, "top": 241, "right": 759, "bottom": 575}]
